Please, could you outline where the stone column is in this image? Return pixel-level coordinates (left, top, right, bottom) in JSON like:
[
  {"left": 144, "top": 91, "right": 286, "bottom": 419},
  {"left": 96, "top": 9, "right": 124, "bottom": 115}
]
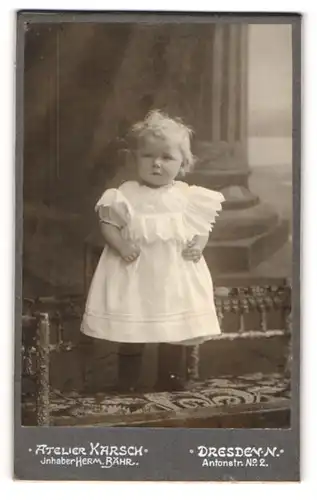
[{"left": 186, "top": 23, "right": 289, "bottom": 278}]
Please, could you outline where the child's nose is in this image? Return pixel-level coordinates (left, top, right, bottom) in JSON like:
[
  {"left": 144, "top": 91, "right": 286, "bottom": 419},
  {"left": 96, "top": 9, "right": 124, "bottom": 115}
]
[{"left": 153, "top": 158, "right": 162, "bottom": 169}]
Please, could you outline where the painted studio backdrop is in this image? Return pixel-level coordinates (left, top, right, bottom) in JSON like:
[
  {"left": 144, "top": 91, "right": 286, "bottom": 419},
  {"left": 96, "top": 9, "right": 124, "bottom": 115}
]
[{"left": 21, "top": 22, "right": 292, "bottom": 427}]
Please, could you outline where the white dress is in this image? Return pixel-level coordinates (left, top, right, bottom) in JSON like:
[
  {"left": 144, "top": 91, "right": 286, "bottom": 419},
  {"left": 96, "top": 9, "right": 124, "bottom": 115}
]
[{"left": 81, "top": 180, "right": 225, "bottom": 345}]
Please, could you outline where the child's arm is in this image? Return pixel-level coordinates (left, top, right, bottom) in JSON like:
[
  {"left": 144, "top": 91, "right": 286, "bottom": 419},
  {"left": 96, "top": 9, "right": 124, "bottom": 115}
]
[
  {"left": 100, "top": 222, "right": 140, "bottom": 262},
  {"left": 182, "top": 234, "right": 209, "bottom": 263},
  {"left": 192, "top": 234, "right": 209, "bottom": 251}
]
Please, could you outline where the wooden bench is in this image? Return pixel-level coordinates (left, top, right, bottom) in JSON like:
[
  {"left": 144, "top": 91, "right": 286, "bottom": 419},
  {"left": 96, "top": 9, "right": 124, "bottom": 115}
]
[{"left": 21, "top": 281, "right": 291, "bottom": 427}]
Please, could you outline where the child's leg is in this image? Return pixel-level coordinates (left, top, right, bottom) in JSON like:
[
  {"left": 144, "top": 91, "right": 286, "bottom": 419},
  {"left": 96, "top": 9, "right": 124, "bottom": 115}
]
[
  {"left": 156, "top": 343, "right": 187, "bottom": 391},
  {"left": 79, "top": 333, "right": 117, "bottom": 392},
  {"left": 117, "top": 342, "right": 145, "bottom": 393}
]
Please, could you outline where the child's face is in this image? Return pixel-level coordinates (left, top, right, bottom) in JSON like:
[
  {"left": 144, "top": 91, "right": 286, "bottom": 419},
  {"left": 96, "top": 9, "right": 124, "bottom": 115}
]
[{"left": 136, "top": 134, "right": 183, "bottom": 187}]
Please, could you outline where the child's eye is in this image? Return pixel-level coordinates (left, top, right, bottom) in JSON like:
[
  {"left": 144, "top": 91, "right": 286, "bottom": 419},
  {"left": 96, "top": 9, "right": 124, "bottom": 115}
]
[
  {"left": 141, "top": 152, "right": 153, "bottom": 158},
  {"left": 163, "top": 154, "right": 174, "bottom": 160}
]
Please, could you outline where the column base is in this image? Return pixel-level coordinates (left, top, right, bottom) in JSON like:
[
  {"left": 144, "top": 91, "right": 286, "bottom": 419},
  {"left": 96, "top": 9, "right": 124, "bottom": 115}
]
[{"left": 205, "top": 219, "right": 289, "bottom": 275}]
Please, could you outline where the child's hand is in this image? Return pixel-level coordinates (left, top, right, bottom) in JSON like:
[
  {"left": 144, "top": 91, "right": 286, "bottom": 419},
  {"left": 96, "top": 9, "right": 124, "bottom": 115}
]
[
  {"left": 118, "top": 241, "right": 141, "bottom": 263},
  {"left": 182, "top": 235, "right": 203, "bottom": 263}
]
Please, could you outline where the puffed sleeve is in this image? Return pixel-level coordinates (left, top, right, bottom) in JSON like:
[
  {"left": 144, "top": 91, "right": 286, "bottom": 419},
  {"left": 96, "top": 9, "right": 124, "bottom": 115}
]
[
  {"left": 184, "top": 185, "right": 225, "bottom": 235},
  {"left": 95, "top": 188, "right": 133, "bottom": 228}
]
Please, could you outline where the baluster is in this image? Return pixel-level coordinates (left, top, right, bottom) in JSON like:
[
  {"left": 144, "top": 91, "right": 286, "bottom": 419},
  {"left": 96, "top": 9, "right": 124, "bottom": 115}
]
[
  {"left": 238, "top": 312, "right": 245, "bottom": 334},
  {"left": 259, "top": 304, "right": 267, "bottom": 332},
  {"left": 252, "top": 286, "right": 267, "bottom": 332},
  {"left": 284, "top": 282, "right": 292, "bottom": 379},
  {"left": 215, "top": 287, "right": 230, "bottom": 331},
  {"left": 215, "top": 297, "right": 224, "bottom": 329},
  {"left": 239, "top": 291, "right": 250, "bottom": 334},
  {"left": 187, "top": 345, "right": 200, "bottom": 382},
  {"left": 272, "top": 287, "right": 283, "bottom": 310},
  {"left": 56, "top": 311, "right": 64, "bottom": 350},
  {"left": 24, "top": 347, "right": 34, "bottom": 377},
  {"left": 231, "top": 296, "right": 241, "bottom": 333},
  {"left": 36, "top": 312, "right": 50, "bottom": 426},
  {"left": 223, "top": 297, "right": 232, "bottom": 316},
  {"left": 22, "top": 315, "right": 37, "bottom": 380}
]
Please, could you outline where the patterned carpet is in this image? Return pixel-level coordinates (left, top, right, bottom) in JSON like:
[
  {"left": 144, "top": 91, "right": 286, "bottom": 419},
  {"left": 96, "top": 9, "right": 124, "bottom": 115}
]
[{"left": 23, "top": 372, "right": 290, "bottom": 421}]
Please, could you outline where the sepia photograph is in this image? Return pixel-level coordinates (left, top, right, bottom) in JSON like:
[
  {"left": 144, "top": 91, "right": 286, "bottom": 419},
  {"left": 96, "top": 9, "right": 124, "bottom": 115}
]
[{"left": 20, "top": 15, "right": 294, "bottom": 432}]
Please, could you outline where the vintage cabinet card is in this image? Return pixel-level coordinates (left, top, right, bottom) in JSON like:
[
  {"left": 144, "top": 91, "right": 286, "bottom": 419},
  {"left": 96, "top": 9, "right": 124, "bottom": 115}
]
[{"left": 14, "top": 10, "right": 300, "bottom": 481}]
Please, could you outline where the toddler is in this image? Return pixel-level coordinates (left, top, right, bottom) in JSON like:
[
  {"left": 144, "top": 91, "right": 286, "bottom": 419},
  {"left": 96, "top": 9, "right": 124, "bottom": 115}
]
[{"left": 81, "top": 110, "right": 224, "bottom": 391}]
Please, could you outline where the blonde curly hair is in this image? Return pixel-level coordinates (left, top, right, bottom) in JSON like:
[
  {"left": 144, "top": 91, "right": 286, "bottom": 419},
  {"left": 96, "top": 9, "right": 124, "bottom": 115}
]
[{"left": 129, "top": 110, "right": 195, "bottom": 173}]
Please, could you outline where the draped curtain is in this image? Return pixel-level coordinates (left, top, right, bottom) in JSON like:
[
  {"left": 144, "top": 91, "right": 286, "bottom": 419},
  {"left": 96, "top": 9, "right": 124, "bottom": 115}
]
[
  {"left": 23, "top": 22, "right": 215, "bottom": 293},
  {"left": 24, "top": 22, "right": 215, "bottom": 211}
]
